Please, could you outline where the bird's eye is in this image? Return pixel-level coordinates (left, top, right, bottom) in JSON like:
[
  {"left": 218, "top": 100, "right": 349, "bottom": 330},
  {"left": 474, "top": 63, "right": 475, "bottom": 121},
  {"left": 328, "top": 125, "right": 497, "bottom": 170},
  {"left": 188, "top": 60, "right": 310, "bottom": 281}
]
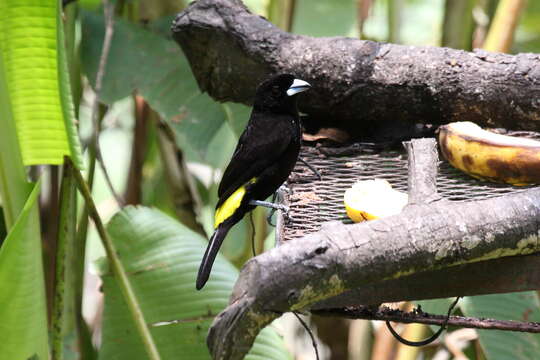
[{"left": 271, "top": 85, "right": 282, "bottom": 95}]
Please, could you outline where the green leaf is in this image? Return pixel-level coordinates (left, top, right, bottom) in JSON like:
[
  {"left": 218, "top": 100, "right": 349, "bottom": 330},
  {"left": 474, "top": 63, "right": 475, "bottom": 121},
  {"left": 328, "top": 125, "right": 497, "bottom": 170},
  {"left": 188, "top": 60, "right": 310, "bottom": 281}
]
[
  {"left": 80, "top": 11, "right": 226, "bottom": 164},
  {"left": 101, "top": 206, "right": 290, "bottom": 359},
  {"left": 0, "top": 0, "right": 82, "bottom": 167},
  {"left": 205, "top": 119, "right": 238, "bottom": 170},
  {"left": 243, "top": 0, "right": 268, "bottom": 16},
  {"left": 515, "top": 1, "right": 540, "bottom": 53},
  {"left": 0, "top": 181, "right": 49, "bottom": 360},
  {"left": 223, "top": 102, "right": 251, "bottom": 138},
  {"left": 56, "top": 0, "right": 84, "bottom": 169},
  {"left": 415, "top": 298, "right": 453, "bottom": 315},
  {"left": 0, "top": 38, "right": 31, "bottom": 229},
  {"left": 460, "top": 293, "right": 540, "bottom": 359},
  {"left": 79, "top": 0, "right": 101, "bottom": 11}
]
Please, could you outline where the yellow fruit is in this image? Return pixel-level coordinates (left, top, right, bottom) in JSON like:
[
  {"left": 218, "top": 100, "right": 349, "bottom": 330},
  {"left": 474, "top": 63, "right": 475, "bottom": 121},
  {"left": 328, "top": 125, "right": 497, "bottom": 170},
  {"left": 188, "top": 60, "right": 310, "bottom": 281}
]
[
  {"left": 438, "top": 122, "right": 540, "bottom": 185},
  {"left": 344, "top": 179, "right": 408, "bottom": 222}
]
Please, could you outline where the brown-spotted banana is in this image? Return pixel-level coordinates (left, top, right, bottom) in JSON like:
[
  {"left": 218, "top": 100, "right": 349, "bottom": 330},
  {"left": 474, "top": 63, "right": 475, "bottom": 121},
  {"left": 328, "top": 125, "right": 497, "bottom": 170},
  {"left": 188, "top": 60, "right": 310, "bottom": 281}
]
[{"left": 438, "top": 121, "right": 540, "bottom": 185}]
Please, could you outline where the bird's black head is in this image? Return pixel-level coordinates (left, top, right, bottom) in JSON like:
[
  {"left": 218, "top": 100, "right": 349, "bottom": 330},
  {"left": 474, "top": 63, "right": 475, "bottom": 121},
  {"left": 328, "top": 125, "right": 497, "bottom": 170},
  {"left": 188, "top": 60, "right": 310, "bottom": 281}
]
[{"left": 253, "top": 74, "right": 311, "bottom": 114}]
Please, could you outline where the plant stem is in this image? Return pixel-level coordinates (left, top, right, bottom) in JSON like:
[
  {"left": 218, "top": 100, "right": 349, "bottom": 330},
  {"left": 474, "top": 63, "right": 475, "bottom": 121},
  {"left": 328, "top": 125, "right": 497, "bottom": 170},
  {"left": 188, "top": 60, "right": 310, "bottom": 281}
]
[
  {"left": 64, "top": 1, "right": 82, "bottom": 113},
  {"left": 124, "top": 95, "right": 149, "bottom": 205},
  {"left": 73, "top": 147, "right": 97, "bottom": 360},
  {"left": 267, "top": 0, "right": 296, "bottom": 32},
  {"left": 483, "top": 0, "right": 526, "bottom": 52},
  {"left": 387, "top": 0, "right": 403, "bottom": 44},
  {"left": 356, "top": 0, "right": 374, "bottom": 39},
  {"left": 51, "top": 159, "right": 77, "bottom": 360},
  {"left": 44, "top": 166, "right": 61, "bottom": 323},
  {"left": 253, "top": 207, "right": 267, "bottom": 255},
  {"left": 441, "top": 0, "right": 474, "bottom": 50},
  {"left": 70, "top": 158, "right": 161, "bottom": 360}
]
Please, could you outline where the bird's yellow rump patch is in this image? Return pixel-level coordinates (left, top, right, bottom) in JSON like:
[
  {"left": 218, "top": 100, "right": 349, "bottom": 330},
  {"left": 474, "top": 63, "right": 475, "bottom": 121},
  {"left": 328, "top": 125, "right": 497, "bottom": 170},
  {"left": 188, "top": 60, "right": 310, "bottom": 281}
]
[{"left": 214, "top": 178, "right": 257, "bottom": 228}]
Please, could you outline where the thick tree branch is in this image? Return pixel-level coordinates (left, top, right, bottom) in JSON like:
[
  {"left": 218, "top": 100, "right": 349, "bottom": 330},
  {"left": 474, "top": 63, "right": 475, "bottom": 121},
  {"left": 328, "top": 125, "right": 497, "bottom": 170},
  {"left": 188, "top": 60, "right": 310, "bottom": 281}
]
[
  {"left": 209, "top": 190, "right": 540, "bottom": 358},
  {"left": 172, "top": 0, "right": 540, "bottom": 140},
  {"left": 311, "top": 252, "right": 540, "bottom": 309},
  {"left": 207, "top": 139, "right": 540, "bottom": 359}
]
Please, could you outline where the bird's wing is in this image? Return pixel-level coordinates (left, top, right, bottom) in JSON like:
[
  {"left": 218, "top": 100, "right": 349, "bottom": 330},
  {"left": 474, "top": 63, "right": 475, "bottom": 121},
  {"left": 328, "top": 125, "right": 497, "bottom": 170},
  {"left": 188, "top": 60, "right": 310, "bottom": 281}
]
[{"left": 217, "top": 112, "right": 295, "bottom": 203}]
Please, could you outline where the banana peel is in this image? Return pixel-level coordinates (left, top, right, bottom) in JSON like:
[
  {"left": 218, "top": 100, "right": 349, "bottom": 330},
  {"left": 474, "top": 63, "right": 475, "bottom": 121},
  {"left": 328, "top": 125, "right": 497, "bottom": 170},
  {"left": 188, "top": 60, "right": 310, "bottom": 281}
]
[
  {"left": 344, "top": 179, "right": 408, "bottom": 222},
  {"left": 438, "top": 122, "right": 540, "bottom": 185}
]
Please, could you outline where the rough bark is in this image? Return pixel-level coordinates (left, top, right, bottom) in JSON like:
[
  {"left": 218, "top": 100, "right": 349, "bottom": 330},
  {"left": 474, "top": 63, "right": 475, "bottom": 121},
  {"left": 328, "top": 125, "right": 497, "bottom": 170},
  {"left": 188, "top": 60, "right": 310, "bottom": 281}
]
[
  {"left": 404, "top": 139, "right": 441, "bottom": 205},
  {"left": 172, "top": 0, "right": 540, "bottom": 141},
  {"left": 207, "top": 138, "right": 540, "bottom": 360}
]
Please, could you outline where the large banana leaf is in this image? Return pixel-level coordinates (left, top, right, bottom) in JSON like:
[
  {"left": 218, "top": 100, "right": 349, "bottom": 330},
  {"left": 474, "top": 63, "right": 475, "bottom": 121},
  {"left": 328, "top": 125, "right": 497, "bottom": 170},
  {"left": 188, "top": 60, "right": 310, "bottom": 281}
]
[
  {"left": 0, "top": 39, "right": 30, "bottom": 229},
  {"left": 101, "top": 206, "right": 291, "bottom": 359},
  {"left": 0, "top": 0, "right": 82, "bottom": 167},
  {"left": 461, "top": 293, "right": 540, "bottom": 359},
  {"left": 0, "top": 182, "right": 49, "bottom": 360},
  {"left": 418, "top": 292, "right": 540, "bottom": 359}
]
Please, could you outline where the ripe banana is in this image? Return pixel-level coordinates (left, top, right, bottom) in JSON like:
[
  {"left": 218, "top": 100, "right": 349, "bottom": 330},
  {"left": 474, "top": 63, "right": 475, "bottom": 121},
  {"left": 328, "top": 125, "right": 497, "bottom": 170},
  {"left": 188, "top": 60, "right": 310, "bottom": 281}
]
[{"left": 438, "top": 122, "right": 540, "bottom": 185}]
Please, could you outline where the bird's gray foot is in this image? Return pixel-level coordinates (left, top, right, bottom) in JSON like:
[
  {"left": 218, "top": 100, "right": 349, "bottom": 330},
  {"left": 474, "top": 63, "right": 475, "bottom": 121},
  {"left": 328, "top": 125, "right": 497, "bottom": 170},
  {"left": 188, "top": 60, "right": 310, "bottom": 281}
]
[
  {"left": 249, "top": 200, "right": 289, "bottom": 212},
  {"left": 249, "top": 199, "right": 291, "bottom": 226}
]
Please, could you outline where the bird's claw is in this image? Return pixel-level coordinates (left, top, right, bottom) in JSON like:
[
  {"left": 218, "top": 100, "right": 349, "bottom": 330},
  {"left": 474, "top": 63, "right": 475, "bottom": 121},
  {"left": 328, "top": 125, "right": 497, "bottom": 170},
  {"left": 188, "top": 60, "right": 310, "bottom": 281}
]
[
  {"left": 298, "top": 157, "right": 322, "bottom": 180},
  {"left": 247, "top": 200, "right": 289, "bottom": 226},
  {"left": 278, "top": 184, "right": 291, "bottom": 194},
  {"left": 267, "top": 205, "right": 293, "bottom": 226}
]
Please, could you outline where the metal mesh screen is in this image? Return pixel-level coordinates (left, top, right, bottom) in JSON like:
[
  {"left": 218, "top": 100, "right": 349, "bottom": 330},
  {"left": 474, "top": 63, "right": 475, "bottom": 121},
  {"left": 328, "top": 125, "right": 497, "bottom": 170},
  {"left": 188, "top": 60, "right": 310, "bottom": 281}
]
[{"left": 280, "top": 135, "right": 539, "bottom": 242}]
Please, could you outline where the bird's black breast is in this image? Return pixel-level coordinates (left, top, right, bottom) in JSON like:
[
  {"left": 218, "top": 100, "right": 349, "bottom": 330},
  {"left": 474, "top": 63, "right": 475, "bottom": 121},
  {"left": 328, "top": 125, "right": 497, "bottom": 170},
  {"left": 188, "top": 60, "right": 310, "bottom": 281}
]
[
  {"left": 216, "top": 111, "right": 300, "bottom": 209},
  {"left": 246, "top": 115, "right": 301, "bottom": 202}
]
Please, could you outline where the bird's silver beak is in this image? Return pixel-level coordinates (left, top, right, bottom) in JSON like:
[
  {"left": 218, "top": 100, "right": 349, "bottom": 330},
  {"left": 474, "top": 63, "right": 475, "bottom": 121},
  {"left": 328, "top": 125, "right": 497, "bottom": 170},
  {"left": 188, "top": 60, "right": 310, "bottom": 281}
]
[{"left": 287, "top": 79, "right": 311, "bottom": 96}]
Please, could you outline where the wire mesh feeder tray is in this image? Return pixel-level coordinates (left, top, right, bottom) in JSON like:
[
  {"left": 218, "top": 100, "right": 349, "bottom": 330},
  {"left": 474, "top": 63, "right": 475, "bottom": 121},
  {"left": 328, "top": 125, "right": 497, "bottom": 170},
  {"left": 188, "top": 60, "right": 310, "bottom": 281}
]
[{"left": 277, "top": 132, "right": 540, "bottom": 242}]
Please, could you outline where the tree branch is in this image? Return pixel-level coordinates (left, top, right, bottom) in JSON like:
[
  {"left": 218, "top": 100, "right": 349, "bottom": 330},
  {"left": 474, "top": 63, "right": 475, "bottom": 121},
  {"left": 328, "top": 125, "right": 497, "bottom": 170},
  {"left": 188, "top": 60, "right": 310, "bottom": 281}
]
[
  {"left": 172, "top": 0, "right": 540, "bottom": 140},
  {"left": 315, "top": 305, "right": 540, "bottom": 334},
  {"left": 207, "top": 139, "right": 540, "bottom": 359}
]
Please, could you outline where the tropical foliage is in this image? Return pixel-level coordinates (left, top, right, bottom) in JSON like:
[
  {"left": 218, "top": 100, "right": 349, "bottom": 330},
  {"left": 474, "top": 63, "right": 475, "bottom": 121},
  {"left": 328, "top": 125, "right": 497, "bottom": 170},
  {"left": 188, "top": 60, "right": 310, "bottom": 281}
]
[{"left": 0, "top": 0, "right": 539, "bottom": 359}]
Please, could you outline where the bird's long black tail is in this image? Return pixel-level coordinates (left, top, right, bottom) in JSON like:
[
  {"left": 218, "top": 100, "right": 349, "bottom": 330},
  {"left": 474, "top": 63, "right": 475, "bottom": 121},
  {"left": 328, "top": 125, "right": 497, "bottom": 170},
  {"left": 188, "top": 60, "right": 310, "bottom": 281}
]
[{"left": 196, "top": 222, "right": 233, "bottom": 290}]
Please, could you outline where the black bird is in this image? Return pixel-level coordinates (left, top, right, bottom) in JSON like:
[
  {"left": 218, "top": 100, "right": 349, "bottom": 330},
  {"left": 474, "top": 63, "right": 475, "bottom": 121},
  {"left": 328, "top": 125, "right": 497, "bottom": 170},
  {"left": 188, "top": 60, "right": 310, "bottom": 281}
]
[{"left": 196, "top": 74, "right": 311, "bottom": 290}]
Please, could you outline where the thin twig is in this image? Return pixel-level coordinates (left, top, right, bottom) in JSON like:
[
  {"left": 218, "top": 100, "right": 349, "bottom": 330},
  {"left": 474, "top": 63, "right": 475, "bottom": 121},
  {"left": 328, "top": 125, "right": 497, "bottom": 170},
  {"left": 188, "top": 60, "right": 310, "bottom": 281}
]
[
  {"left": 292, "top": 312, "right": 320, "bottom": 360},
  {"left": 90, "top": 0, "right": 124, "bottom": 206},
  {"left": 315, "top": 304, "right": 540, "bottom": 334},
  {"left": 385, "top": 297, "right": 461, "bottom": 347},
  {"left": 70, "top": 158, "right": 161, "bottom": 360}
]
